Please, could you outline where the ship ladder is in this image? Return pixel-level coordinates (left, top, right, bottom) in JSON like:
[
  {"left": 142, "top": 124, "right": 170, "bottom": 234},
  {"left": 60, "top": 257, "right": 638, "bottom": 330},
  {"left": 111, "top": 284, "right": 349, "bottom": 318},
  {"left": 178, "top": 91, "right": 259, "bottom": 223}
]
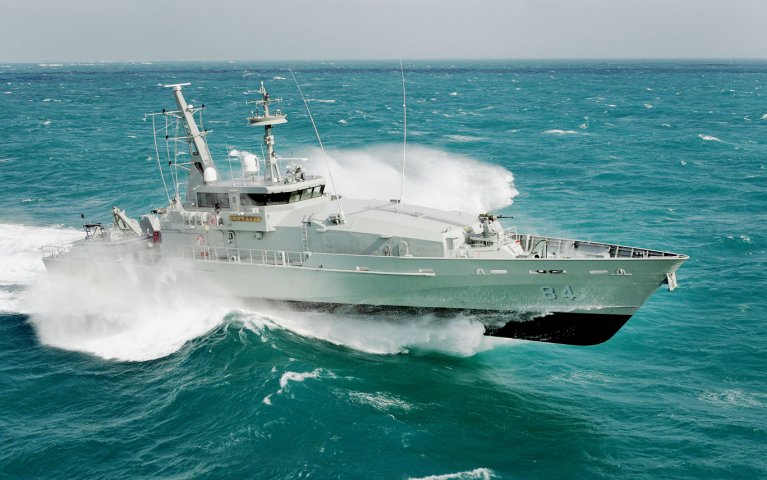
[{"left": 300, "top": 222, "right": 311, "bottom": 259}]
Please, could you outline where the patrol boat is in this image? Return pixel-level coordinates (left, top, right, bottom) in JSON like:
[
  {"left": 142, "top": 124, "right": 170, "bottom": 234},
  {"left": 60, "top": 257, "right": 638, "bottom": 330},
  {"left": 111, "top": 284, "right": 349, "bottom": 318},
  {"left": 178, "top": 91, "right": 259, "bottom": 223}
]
[{"left": 42, "top": 82, "right": 687, "bottom": 346}]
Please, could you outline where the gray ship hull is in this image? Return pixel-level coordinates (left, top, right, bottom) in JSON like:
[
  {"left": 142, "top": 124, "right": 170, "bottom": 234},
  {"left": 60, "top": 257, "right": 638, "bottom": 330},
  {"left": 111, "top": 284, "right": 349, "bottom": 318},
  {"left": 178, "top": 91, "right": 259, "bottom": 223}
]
[{"left": 44, "top": 247, "right": 684, "bottom": 345}]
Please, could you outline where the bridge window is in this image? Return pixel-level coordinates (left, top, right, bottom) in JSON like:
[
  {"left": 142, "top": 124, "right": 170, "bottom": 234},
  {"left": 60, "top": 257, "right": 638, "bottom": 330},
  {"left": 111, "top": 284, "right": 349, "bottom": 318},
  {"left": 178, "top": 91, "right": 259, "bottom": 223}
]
[
  {"left": 240, "top": 185, "right": 325, "bottom": 206},
  {"left": 197, "top": 192, "right": 230, "bottom": 208}
]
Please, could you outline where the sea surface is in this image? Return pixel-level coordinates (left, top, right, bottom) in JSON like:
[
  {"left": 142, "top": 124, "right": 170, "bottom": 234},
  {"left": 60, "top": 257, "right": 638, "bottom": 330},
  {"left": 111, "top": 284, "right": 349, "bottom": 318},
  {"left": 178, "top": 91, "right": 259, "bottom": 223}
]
[{"left": 0, "top": 61, "right": 765, "bottom": 479}]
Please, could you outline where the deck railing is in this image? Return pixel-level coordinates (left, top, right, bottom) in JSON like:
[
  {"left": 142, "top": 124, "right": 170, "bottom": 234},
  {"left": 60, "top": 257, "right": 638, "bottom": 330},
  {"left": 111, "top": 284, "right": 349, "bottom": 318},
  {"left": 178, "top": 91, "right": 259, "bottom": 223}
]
[
  {"left": 42, "top": 245, "right": 72, "bottom": 259},
  {"left": 513, "top": 234, "right": 681, "bottom": 259},
  {"left": 168, "top": 245, "right": 309, "bottom": 267}
]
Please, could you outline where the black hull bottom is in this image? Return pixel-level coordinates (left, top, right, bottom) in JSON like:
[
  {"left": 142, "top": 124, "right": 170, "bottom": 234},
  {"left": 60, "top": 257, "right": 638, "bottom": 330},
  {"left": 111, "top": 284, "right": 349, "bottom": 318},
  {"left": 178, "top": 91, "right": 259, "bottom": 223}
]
[
  {"left": 258, "top": 300, "right": 632, "bottom": 346},
  {"left": 484, "top": 312, "right": 632, "bottom": 346}
]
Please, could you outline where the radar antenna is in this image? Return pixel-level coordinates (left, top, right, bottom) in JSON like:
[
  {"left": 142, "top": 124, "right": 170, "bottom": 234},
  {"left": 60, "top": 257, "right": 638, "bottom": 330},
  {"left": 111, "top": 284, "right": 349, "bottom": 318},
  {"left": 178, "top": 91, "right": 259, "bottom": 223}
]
[{"left": 248, "top": 81, "right": 287, "bottom": 183}]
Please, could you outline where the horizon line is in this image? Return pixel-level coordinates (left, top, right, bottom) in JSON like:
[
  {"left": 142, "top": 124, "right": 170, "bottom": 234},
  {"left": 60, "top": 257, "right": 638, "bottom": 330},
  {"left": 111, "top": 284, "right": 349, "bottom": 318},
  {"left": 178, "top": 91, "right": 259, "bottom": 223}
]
[{"left": 3, "top": 57, "right": 767, "bottom": 65}]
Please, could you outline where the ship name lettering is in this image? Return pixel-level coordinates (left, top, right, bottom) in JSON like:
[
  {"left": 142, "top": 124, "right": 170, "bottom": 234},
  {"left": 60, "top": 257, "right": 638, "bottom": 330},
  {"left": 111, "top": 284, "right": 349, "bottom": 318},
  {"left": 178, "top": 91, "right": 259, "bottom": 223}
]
[{"left": 230, "top": 215, "right": 262, "bottom": 223}]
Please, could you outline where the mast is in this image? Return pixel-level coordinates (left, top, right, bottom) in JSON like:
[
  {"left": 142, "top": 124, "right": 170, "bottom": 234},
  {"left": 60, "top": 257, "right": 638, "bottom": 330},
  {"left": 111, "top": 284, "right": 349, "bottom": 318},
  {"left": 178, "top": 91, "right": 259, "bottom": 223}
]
[
  {"left": 248, "top": 81, "right": 288, "bottom": 183},
  {"left": 164, "top": 83, "right": 218, "bottom": 184}
]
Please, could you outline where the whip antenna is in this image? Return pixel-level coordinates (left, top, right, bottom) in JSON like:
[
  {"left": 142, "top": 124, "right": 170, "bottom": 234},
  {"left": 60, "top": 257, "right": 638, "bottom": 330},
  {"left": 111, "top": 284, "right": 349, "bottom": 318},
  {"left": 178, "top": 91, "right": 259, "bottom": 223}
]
[
  {"left": 397, "top": 59, "right": 408, "bottom": 212},
  {"left": 290, "top": 69, "right": 345, "bottom": 224}
]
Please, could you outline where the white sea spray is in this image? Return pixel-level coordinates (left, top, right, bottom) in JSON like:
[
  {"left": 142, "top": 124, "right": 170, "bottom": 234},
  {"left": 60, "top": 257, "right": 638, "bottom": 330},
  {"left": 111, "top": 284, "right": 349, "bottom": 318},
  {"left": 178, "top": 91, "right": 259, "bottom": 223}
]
[{"left": 301, "top": 144, "right": 517, "bottom": 213}]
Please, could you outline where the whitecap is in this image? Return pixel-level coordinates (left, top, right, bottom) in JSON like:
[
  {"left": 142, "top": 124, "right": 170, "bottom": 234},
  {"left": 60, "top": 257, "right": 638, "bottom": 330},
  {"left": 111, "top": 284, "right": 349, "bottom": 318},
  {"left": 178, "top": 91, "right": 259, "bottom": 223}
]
[
  {"left": 278, "top": 369, "right": 323, "bottom": 393},
  {"left": 543, "top": 129, "right": 580, "bottom": 135},
  {"left": 408, "top": 468, "right": 496, "bottom": 480},
  {"left": 699, "top": 389, "right": 763, "bottom": 408},
  {"left": 348, "top": 391, "right": 413, "bottom": 412},
  {"left": 761, "top": 113, "right": 767, "bottom": 120},
  {"left": 448, "top": 91, "right": 458, "bottom": 96},
  {"left": 445, "top": 134, "right": 484, "bottom": 142},
  {"left": 260, "top": 368, "right": 327, "bottom": 405},
  {"left": 698, "top": 134, "right": 722, "bottom": 142},
  {"left": 273, "top": 76, "right": 287, "bottom": 80},
  {"left": 337, "top": 119, "right": 348, "bottom": 124},
  {"left": 644, "top": 103, "right": 653, "bottom": 109}
]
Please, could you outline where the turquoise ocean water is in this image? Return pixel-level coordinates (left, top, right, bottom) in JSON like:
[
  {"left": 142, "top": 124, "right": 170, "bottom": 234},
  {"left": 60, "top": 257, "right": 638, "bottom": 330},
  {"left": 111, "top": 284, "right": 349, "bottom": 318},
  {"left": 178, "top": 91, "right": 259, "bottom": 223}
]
[{"left": 0, "top": 61, "right": 765, "bottom": 479}]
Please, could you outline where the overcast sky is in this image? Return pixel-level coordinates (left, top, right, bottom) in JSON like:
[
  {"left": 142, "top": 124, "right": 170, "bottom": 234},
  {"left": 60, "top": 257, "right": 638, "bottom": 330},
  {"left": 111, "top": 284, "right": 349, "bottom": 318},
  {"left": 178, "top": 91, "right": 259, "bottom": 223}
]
[{"left": 0, "top": 0, "right": 764, "bottom": 62}]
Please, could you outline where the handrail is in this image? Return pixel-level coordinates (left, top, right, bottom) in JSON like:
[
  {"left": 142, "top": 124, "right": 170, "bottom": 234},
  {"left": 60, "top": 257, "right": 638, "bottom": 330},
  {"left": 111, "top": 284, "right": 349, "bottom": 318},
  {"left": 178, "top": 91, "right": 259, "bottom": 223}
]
[
  {"left": 514, "top": 234, "right": 682, "bottom": 259},
  {"left": 168, "top": 244, "right": 309, "bottom": 266},
  {"left": 41, "top": 244, "right": 72, "bottom": 259}
]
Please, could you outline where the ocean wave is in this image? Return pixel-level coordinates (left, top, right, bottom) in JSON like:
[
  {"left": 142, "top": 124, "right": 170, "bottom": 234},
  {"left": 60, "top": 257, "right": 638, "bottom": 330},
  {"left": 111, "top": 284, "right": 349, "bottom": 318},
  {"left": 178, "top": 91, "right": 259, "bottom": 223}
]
[
  {"left": 543, "top": 129, "right": 581, "bottom": 135},
  {"left": 409, "top": 468, "right": 496, "bottom": 480},
  {"left": 444, "top": 134, "right": 485, "bottom": 142},
  {"left": 698, "top": 134, "right": 722, "bottom": 142},
  {"left": 348, "top": 391, "right": 413, "bottom": 412},
  {"left": 239, "top": 308, "right": 508, "bottom": 357},
  {"left": 263, "top": 368, "right": 328, "bottom": 405},
  {"left": 699, "top": 389, "right": 764, "bottom": 408},
  {"left": 22, "top": 260, "right": 239, "bottom": 362}
]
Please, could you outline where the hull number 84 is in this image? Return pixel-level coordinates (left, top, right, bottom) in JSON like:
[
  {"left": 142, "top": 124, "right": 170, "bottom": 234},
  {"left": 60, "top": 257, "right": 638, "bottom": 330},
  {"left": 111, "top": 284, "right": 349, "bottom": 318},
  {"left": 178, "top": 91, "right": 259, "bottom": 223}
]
[{"left": 541, "top": 285, "right": 577, "bottom": 300}]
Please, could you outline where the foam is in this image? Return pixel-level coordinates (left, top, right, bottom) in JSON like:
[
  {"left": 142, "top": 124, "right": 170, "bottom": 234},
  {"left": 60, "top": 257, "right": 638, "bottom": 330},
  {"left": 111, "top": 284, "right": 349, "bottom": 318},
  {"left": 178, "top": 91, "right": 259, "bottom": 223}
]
[
  {"left": 699, "top": 389, "right": 763, "bottom": 408},
  {"left": 543, "top": 129, "right": 581, "bottom": 135},
  {"left": 241, "top": 308, "right": 510, "bottom": 357},
  {"left": 262, "top": 368, "right": 326, "bottom": 405},
  {"left": 348, "top": 391, "right": 413, "bottom": 412},
  {"left": 279, "top": 369, "right": 323, "bottom": 392},
  {"left": 409, "top": 468, "right": 496, "bottom": 480},
  {"left": 22, "top": 260, "right": 239, "bottom": 362},
  {"left": 302, "top": 144, "right": 517, "bottom": 213},
  {"left": 444, "top": 134, "right": 485, "bottom": 143},
  {"left": 699, "top": 134, "right": 722, "bottom": 142},
  {"left": 0, "top": 223, "right": 82, "bottom": 314},
  {"left": 0, "top": 223, "right": 83, "bottom": 286}
]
